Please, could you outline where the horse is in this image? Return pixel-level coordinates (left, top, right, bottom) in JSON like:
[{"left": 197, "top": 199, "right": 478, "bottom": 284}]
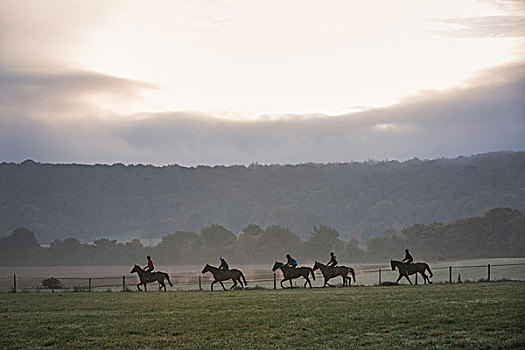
[
  {"left": 130, "top": 265, "right": 173, "bottom": 292},
  {"left": 272, "top": 261, "right": 316, "bottom": 289},
  {"left": 313, "top": 261, "right": 356, "bottom": 287},
  {"left": 390, "top": 260, "right": 433, "bottom": 285},
  {"left": 201, "top": 264, "right": 247, "bottom": 291}
]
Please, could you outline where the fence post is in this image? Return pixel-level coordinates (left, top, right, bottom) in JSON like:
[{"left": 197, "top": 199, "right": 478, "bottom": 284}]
[
  {"left": 51, "top": 276, "right": 55, "bottom": 293},
  {"left": 88, "top": 278, "right": 92, "bottom": 292},
  {"left": 198, "top": 276, "right": 202, "bottom": 291},
  {"left": 273, "top": 273, "right": 277, "bottom": 289},
  {"left": 122, "top": 276, "right": 126, "bottom": 292},
  {"left": 13, "top": 274, "right": 16, "bottom": 293},
  {"left": 487, "top": 264, "right": 491, "bottom": 282},
  {"left": 378, "top": 269, "right": 381, "bottom": 286},
  {"left": 449, "top": 266, "right": 452, "bottom": 284}
]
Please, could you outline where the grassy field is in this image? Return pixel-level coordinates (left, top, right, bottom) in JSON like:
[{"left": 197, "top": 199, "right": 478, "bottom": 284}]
[{"left": 1, "top": 282, "right": 524, "bottom": 349}]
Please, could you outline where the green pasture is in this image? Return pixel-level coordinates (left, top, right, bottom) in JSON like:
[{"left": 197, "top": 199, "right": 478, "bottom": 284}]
[{"left": 1, "top": 282, "right": 524, "bottom": 349}]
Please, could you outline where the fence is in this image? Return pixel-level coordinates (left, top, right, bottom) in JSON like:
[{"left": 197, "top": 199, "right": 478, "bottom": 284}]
[
  {"left": 356, "top": 262, "right": 525, "bottom": 286},
  {"left": 1, "top": 262, "right": 524, "bottom": 292}
]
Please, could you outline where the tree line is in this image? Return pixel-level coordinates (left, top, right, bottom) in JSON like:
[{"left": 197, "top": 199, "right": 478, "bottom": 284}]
[
  {"left": 0, "top": 208, "right": 522, "bottom": 266},
  {"left": 1, "top": 151, "right": 524, "bottom": 245}
]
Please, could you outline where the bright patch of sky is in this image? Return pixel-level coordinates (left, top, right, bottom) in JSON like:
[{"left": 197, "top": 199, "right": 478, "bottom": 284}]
[{"left": 2, "top": 0, "right": 523, "bottom": 119}]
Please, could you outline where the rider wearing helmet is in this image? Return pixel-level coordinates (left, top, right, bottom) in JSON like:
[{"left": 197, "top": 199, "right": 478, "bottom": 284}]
[
  {"left": 285, "top": 254, "right": 298, "bottom": 268},
  {"left": 327, "top": 252, "right": 338, "bottom": 267},
  {"left": 219, "top": 257, "right": 229, "bottom": 271},
  {"left": 144, "top": 255, "right": 154, "bottom": 272}
]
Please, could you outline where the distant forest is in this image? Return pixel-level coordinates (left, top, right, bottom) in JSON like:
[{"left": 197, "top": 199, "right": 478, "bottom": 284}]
[
  {"left": 0, "top": 208, "right": 523, "bottom": 266},
  {"left": 1, "top": 152, "right": 524, "bottom": 244}
]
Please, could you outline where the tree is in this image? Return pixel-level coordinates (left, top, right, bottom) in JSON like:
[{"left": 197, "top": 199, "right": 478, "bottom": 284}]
[
  {"left": 200, "top": 224, "right": 236, "bottom": 247},
  {"left": 0, "top": 227, "right": 40, "bottom": 252},
  {"left": 306, "top": 225, "right": 345, "bottom": 260},
  {"left": 242, "top": 224, "right": 264, "bottom": 236}
]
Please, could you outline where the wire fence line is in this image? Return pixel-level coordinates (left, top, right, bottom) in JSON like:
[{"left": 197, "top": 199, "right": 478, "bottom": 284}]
[{"left": 1, "top": 262, "right": 524, "bottom": 293}]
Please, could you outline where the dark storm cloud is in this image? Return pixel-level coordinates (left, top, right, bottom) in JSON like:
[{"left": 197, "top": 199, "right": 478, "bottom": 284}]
[{"left": 1, "top": 63, "right": 524, "bottom": 165}]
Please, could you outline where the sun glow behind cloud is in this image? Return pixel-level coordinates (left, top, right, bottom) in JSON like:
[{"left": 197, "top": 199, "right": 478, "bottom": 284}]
[{"left": 2, "top": 0, "right": 521, "bottom": 119}]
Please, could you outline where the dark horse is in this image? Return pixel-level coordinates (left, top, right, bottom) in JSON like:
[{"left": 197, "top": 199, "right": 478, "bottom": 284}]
[
  {"left": 130, "top": 265, "right": 173, "bottom": 291},
  {"left": 390, "top": 260, "right": 433, "bottom": 285},
  {"left": 272, "top": 261, "right": 316, "bottom": 288},
  {"left": 313, "top": 261, "right": 356, "bottom": 287},
  {"left": 201, "top": 264, "right": 247, "bottom": 291}
]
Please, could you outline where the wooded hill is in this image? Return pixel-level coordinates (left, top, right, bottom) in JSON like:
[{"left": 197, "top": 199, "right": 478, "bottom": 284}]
[{"left": 1, "top": 151, "right": 524, "bottom": 244}]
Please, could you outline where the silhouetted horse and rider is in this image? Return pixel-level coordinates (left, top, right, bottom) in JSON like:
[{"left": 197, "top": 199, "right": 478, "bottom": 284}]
[
  {"left": 272, "top": 261, "right": 315, "bottom": 288},
  {"left": 130, "top": 265, "right": 173, "bottom": 291},
  {"left": 313, "top": 261, "right": 356, "bottom": 287},
  {"left": 390, "top": 260, "right": 433, "bottom": 284},
  {"left": 390, "top": 249, "right": 433, "bottom": 284},
  {"left": 201, "top": 258, "right": 247, "bottom": 291}
]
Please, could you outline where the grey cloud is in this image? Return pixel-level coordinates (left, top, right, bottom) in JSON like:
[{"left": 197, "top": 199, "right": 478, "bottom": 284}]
[
  {"left": 0, "top": 69, "right": 156, "bottom": 117},
  {"left": 1, "top": 63, "right": 524, "bottom": 165},
  {"left": 433, "top": 15, "right": 525, "bottom": 38}
]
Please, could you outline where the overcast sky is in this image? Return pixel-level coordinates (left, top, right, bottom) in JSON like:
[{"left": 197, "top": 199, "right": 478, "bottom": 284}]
[{"left": 1, "top": 0, "right": 524, "bottom": 165}]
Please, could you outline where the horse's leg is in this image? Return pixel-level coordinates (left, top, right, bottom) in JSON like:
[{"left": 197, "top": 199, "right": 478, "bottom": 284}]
[
  {"left": 304, "top": 276, "right": 311, "bottom": 288},
  {"left": 396, "top": 274, "right": 403, "bottom": 283},
  {"left": 281, "top": 279, "right": 286, "bottom": 289},
  {"left": 420, "top": 272, "right": 427, "bottom": 285},
  {"left": 137, "top": 283, "right": 142, "bottom": 291},
  {"left": 211, "top": 280, "right": 216, "bottom": 291},
  {"left": 144, "top": 283, "right": 147, "bottom": 292},
  {"left": 230, "top": 279, "right": 237, "bottom": 290},
  {"left": 219, "top": 281, "right": 226, "bottom": 291},
  {"left": 405, "top": 275, "right": 412, "bottom": 285},
  {"left": 289, "top": 278, "right": 293, "bottom": 289}
]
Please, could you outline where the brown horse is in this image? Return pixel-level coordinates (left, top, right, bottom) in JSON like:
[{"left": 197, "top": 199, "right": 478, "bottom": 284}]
[
  {"left": 201, "top": 264, "right": 247, "bottom": 291},
  {"left": 272, "top": 261, "right": 316, "bottom": 288},
  {"left": 130, "top": 265, "right": 173, "bottom": 291},
  {"left": 313, "top": 261, "right": 356, "bottom": 287},
  {"left": 390, "top": 260, "right": 433, "bottom": 284}
]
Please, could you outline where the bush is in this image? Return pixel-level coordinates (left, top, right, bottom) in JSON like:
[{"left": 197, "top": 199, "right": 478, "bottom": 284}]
[{"left": 42, "top": 277, "right": 64, "bottom": 289}]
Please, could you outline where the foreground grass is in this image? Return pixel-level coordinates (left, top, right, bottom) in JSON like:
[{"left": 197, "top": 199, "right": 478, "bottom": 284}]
[{"left": 1, "top": 282, "right": 524, "bottom": 349}]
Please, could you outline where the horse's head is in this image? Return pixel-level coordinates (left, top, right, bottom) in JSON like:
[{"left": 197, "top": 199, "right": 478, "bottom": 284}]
[
  {"left": 272, "top": 261, "right": 282, "bottom": 271},
  {"left": 130, "top": 264, "right": 140, "bottom": 274},
  {"left": 201, "top": 264, "right": 210, "bottom": 274},
  {"left": 313, "top": 261, "right": 320, "bottom": 271},
  {"left": 390, "top": 260, "right": 395, "bottom": 271}
]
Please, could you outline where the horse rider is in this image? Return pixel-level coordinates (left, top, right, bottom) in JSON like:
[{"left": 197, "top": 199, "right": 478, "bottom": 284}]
[
  {"left": 219, "top": 257, "right": 229, "bottom": 271},
  {"left": 402, "top": 248, "right": 413, "bottom": 271},
  {"left": 285, "top": 254, "right": 298, "bottom": 268},
  {"left": 327, "top": 251, "right": 338, "bottom": 268},
  {"left": 144, "top": 255, "right": 154, "bottom": 273}
]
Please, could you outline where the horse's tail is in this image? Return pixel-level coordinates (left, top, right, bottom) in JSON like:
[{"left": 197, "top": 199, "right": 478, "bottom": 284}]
[
  {"left": 350, "top": 268, "right": 356, "bottom": 283},
  {"left": 425, "top": 264, "right": 433, "bottom": 279},
  {"left": 164, "top": 273, "right": 173, "bottom": 287},
  {"left": 307, "top": 267, "right": 316, "bottom": 281},
  {"left": 240, "top": 271, "right": 247, "bottom": 286}
]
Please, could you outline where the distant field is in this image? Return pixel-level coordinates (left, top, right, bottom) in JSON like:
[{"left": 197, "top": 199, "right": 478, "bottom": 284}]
[{"left": 1, "top": 282, "right": 524, "bottom": 349}]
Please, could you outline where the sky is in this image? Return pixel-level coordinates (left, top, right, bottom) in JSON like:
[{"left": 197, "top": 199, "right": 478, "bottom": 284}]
[{"left": 1, "top": 0, "right": 524, "bottom": 165}]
